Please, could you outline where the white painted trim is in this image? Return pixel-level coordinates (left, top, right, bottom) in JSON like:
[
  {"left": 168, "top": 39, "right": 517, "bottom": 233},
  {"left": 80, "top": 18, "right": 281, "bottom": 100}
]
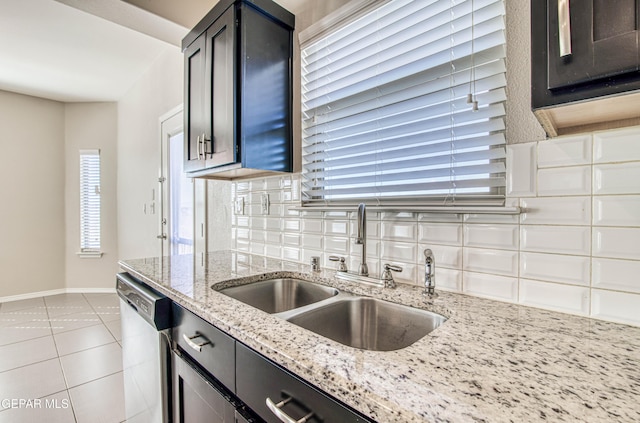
[
  {"left": 158, "top": 104, "right": 183, "bottom": 124},
  {"left": 0, "top": 287, "right": 116, "bottom": 303},
  {"left": 298, "top": 0, "right": 390, "bottom": 46}
]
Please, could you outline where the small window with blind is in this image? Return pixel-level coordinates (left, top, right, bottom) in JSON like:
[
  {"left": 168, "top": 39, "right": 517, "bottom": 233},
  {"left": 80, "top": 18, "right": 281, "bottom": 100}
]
[
  {"left": 79, "top": 149, "right": 102, "bottom": 257},
  {"left": 301, "top": 0, "right": 507, "bottom": 208}
]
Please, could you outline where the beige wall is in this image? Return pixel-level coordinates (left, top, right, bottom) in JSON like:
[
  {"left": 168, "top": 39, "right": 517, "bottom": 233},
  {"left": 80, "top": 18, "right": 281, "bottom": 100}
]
[
  {"left": 117, "top": 49, "right": 184, "bottom": 260},
  {"left": 64, "top": 103, "right": 119, "bottom": 289},
  {"left": 0, "top": 90, "right": 66, "bottom": 297}
]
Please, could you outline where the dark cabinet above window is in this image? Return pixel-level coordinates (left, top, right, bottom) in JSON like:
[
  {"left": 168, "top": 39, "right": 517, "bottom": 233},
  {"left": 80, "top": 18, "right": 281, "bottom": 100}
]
[
  {"left": 183, "top": 0, "right": 294, "bottom": 179},
  {"left": 532, "top": 0, "right": 640, "bottom": 136}
]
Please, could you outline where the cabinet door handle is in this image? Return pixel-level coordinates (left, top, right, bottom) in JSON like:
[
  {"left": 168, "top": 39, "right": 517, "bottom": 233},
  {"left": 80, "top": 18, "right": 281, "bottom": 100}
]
[
  {"left": 266, "top": 396, "right": 314, "bottom": 423},
  {"left": 196, "top": 135, "right": 202, "bottom": 160},
  {"left": 558, "top": 0, "right": 572, "bottom": 57},
  {"left": 182, "top": 333, "right": 211, "bottom": 352}
]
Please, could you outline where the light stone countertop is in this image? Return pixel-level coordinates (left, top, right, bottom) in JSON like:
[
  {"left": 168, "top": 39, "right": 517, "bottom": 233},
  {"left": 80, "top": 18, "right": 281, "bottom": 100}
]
[{"left": 119, "top": 251, "right": 640, "bottom": 423}]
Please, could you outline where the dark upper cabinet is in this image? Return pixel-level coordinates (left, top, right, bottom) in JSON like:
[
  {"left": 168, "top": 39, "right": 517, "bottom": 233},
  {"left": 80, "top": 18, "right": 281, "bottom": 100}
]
[
  {"left": 183, "top": 0, "right": 294, "bottom": 178},
  {"left": 532, "top": 0, "right": 640, "bottom": 110}
]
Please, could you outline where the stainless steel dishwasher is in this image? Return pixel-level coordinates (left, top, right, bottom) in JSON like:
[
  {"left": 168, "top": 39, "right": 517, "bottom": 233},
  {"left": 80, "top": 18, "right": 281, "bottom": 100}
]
[{"left": 117, "top": 272, "right": 173, "bottom": 423}]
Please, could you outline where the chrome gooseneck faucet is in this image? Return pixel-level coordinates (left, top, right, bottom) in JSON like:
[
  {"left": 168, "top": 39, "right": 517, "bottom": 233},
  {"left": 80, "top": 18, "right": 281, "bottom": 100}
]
[
  {"left": 356, "top": 203, "right": 368, "bottom": 276},
  {"left": 424, "top": 248, "right": 436, "bottom": 297}
]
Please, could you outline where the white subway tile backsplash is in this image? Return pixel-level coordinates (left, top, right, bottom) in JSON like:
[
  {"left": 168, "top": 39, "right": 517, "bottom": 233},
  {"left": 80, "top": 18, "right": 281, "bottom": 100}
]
[
  {"left": 324, "top": 220, "right": 349, "bottom": 236},
  {"left": 592, "top": 258, "right": 640, "bottom": 294},
  {"left": 537, "top": 166, "right": 591, "bottom": 196},
  {"left": 520, "top": 252, "right": 590, "bottom": 286},
  {"left": 418, "top": 223, "right": 462, "bottom": 245},
  {"left": 283, "top": 218, "right": 300, "bottom": 232},
  {"left": 349, "top": 221, "right": 381, "bottom": 239},
  {"left": 282, "top": 247, "right": 300, "bottom": 262},
  {"left": 250, "top": 229, "right": 265, "bottom": 243},
  {"left": 419, "top": 244, "right": 462, "bottom": 269},
  {"left": 520, "top": 197, "right": 591, "bottom": 226},
  {"left": 236, "top": 240, "right": 250, "bottom": 252},
  {"left": 236, "top": 228, "right": 250, "bottom": 240},
  {"left": 593, "top": 227, "right": 640, "bottom": 260},
  {"left": 265, "top": 176, "right": 283, "bottom": 190},
  {"left": 265, "top": 218, "right": 281, "bottom": 231},
  {"left": 265, "top": 244, "right": 281, "bottom": 258},
  {"left": 381, "top": 221, "right": 417, "bottom": 242},
  {"left": 592, "top": 289, "right": 640, "bottom": 326},
  {"left": 302, "top": 219, "right": 323, "bottom": 234},
  {"left": 250, "top": 217, "right": 265, "bottom": 230},
  {"left": 386, "top": 262, "right": 417, "bottom": 285},
  {"left": 506, "top": 143, "right": 536, "bottom": 197},
  {"left": 593, "top": 126, "right": 640, "bottom": 163},
  {"left": 324, "top": 236, "right": 350, "bottom": 254},
  {"left": 265, "top": 231, "right": 282, "bottom": 245},
  {"left": 463, "top": 248, "right": 519, "bottom": 277},
  {"left": 228, "top": 127, "right": 640, "bottom": 327},
  {"left": 593, "top": 195, "right": 640, "bottom": 227},
  {"left": 593, "top": 162, "right": 640, "bottom": 195},
  {"left": 520, "top": 225, "right": 591, "bottom": 256},
  {"left": 463, "top": 272, "right": 518, "bottom": 302},
  {"left": 381, "top": 241, "right": 416, "bottom": 263},
  {"left": 430, "top": 267, "right": 462, "bottom": 292},
  {"left": 464, "top": 224, "right": 519, "bottom": 250},
  {"left": 537, "top": 135, "right": 592, "bottom": 168},
  {"left": 301, "top": 234, "right": 322, "bottom": 250},
  {"left": 519, "top": 279, "right": 589, "bottom": 316},
  {"left": 235, "top": 181, "right": 250, "bottom": 192},
  {"left": 283, "top": 233, "right": 300, "bottom": 246}
]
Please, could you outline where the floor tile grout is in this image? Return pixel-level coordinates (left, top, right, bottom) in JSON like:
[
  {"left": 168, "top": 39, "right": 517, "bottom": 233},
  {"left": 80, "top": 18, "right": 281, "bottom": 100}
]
[{"left": 0, "top": 293, "right": 123, "bottom": 423}]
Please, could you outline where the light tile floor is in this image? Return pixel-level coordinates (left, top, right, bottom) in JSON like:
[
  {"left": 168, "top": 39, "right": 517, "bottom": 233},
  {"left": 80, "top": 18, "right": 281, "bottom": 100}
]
[{"left": 0, "top": 293, "right": 125, "bottom": 423}]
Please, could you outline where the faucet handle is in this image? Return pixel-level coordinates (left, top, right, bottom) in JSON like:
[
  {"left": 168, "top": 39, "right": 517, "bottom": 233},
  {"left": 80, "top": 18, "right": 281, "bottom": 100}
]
[
  {"left": 328, "top": 255, "right": 348, "bottom": 272},
  {"left": 381, "top": 263, "right": 402, "bottom": 288}
]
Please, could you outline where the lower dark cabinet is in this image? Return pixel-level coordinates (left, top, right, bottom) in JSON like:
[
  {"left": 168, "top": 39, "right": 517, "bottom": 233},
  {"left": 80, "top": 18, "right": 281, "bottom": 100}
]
[{"left": 172, "top": 351, "right": 237, "bottom": 423}]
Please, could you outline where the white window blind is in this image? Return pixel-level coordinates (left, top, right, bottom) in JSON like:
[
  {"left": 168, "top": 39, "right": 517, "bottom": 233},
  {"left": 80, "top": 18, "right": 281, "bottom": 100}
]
[
  {"left": 301, "top": 0, "right": 507, "bottom": 207},
  {"left": 79, "top": 150, "right": 101, "bottom": 252}
]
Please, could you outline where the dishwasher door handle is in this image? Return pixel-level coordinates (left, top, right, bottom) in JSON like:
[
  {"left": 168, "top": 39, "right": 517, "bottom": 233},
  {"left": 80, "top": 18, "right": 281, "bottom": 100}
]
[
  {"left": 266, "top": 396, "right": 314, "bottom": 423},
  {"left": 182, "top": 333, "right": 212, "bottom": 352}
]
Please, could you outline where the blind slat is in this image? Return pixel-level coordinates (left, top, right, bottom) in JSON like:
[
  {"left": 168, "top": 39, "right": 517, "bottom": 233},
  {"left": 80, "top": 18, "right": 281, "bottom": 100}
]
[
  {"left": 301, "top": 0, "right": 507, "bottom": 205},
  {"left": 79, "top": 151, "right": 101, "bottom": 251}
]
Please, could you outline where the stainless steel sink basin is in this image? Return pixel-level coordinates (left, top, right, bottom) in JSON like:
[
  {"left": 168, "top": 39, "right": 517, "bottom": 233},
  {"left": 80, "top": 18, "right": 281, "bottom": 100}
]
[
  {"left": 218, "top": 279, "right": 339, "bottom": 314},
  {"left": 286, "top": 297, "right": 446, "bottom": 351}
]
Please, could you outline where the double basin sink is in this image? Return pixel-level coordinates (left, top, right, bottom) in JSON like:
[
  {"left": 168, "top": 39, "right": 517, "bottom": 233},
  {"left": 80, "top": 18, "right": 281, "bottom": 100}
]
[{"left": 217, "top": 278, "right": 446, "bottom": 351}]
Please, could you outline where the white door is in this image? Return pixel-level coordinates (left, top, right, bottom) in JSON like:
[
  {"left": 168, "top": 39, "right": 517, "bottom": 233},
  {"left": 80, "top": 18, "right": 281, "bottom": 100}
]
[{"left": 160, "top": 109, "right": 193, "bottom": 257}]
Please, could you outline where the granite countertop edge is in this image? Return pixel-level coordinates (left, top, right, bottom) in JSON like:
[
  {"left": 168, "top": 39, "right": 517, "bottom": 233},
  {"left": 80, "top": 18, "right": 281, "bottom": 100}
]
[{"left": 118, "top": 252, "right": 640, "bottom": 423}]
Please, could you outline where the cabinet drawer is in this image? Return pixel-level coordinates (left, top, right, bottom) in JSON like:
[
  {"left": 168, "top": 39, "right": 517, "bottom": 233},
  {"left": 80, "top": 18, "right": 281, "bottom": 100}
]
[
  {"left": 172, "top": 303, "right": 235, "bottom": 391},
  {"left": 236, "top": 343, "right": 372, "bottom": 423}
]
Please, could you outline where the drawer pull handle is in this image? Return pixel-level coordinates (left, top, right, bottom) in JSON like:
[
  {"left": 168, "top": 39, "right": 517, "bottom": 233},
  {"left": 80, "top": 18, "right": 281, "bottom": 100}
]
[
  {"left": 182, "top": 333, "right": 211, "bottom": 352},
  {"left": 266, "top": 396, "right": 314, "bottom": 423},
  {"left": 558, "top": 0, "right": 572, "bottom": 57}
]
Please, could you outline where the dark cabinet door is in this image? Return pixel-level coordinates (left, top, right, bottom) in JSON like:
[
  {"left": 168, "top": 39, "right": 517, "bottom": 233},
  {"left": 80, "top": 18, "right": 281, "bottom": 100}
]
[
  {"left": 547, "top": 0, "right": 640, "bottom": 89},
  {"left": 184, "top": 34, "right": 206, "bottom": 171},
  {"left": 532, "top": 0, "right": 640, "bottom": 110},
  {"left": 172, "top": 351, "right": 236, "bottom": 423},
  {"left": 204, "top": 6, "right": 236, "bottom": 169}
]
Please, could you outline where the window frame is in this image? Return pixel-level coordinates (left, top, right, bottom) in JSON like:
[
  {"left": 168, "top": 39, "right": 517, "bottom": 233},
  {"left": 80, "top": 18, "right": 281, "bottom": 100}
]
[
  {"left": 78, "top": 149, "right": 102, "bottom": 258},
  {"left": 298, "top": 0, "right": 510, "bottom": 211}
]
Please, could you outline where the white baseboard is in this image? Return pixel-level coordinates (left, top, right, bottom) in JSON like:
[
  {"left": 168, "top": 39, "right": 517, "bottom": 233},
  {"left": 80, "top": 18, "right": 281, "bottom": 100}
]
[{"left": 0, "top": 287, "right": 116, "bottom": 303}]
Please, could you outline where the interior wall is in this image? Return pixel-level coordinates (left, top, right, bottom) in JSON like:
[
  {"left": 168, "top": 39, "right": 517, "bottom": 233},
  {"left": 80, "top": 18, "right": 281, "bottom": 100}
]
[
  {"left": 117, "top": 49, "right": 184, "bottom": 260},
  {"left": 0, "top": 90, "right": 66, "bottom": 297},
  {"left": 64, "top": 102, "right": 119, "bottom": 290}
]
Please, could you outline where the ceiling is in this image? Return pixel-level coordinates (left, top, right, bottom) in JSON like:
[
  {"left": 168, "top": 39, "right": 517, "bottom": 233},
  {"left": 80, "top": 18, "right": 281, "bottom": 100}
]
[
  {"left": 0, "top": 0, "right": 302, "bottom": 103},
  {"left": 0, "top": 0, "right": 196, "bottom": 102}
]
